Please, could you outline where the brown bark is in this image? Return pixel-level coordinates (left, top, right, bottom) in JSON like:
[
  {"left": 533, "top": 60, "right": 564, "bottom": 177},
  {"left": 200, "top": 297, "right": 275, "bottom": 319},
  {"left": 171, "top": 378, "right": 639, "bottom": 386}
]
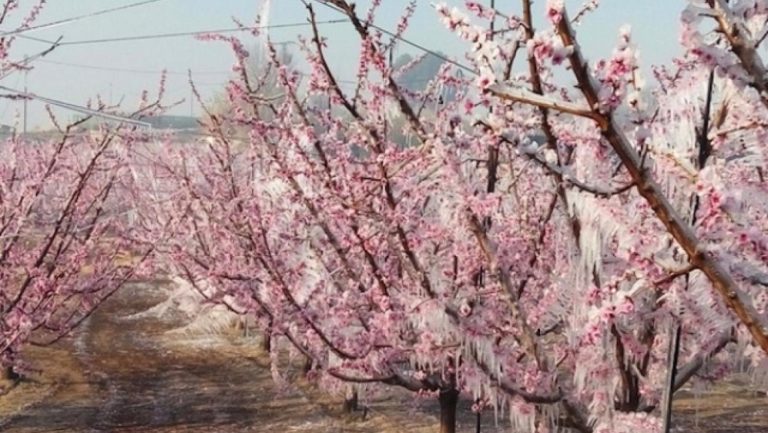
[
  {"left": 261, "top": 330, "right": 271, "bottom": 353},
  {"left": 439, "top": 388, "right": 459, "bottom": 433},
  {"left": 1, "top": 366, "right": 19, "bottom": 382},
  {"left": 705, "top": 0, "right": 768, "bottom": 111},
  {"left": 342, "top": 387, "right": 358, "bottom": 413},
  {"left": 302, "top": 356, "right": 313, "bottom": 376},
  {"left": 550, "top": 10, "right": 768, "bottom": 356}
]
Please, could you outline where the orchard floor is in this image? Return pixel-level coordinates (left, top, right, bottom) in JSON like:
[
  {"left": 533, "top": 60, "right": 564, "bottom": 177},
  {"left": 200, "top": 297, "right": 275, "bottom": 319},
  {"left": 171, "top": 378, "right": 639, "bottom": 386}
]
[
  {"left": 0, "top": 282, "right": 766, "bottom": 433},
  {"left": 0, "top": 282, "right": 494, "bottom": 433}
]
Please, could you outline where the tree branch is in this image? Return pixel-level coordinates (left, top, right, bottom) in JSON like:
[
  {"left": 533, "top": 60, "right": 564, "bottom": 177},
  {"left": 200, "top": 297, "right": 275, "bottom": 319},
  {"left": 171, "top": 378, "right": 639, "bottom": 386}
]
[{"left": 546, "top": 7, "right": 768, "bottom": 356}]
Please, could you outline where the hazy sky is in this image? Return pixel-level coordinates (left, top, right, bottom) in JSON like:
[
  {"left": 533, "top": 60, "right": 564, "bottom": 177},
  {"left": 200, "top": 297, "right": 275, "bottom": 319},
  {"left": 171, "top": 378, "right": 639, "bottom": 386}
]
[{"left": 7, "top": 0, "right": 683, "bottom": 129}]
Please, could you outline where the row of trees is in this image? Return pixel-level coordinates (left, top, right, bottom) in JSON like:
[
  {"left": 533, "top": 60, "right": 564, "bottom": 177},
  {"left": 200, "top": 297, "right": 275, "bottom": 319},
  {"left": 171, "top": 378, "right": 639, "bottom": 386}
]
[
  {"left": 147, "top": 1, "right": 768, "bottom": 432},
  {"left": 0, "top": 0, "right": 170, "bottom": 387},
  {"left": 3, "top": 1, "right": 768, "bottom": 433}
]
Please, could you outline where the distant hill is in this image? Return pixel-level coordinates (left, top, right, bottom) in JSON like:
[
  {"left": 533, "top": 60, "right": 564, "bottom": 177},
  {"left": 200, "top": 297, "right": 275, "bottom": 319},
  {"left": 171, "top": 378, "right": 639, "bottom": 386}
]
[
  {"left": 394, "top": 52, "right": 445, "bottom": 92},
  {"left": 393, "top": 52, "right": 461, "bottom": 103}
]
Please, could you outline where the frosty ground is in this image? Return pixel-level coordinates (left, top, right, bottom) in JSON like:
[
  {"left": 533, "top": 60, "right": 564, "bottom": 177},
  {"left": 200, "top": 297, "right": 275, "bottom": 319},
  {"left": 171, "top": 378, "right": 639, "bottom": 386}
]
[{"left": 0, "top": 282, "right": 764, "bottom": 432}]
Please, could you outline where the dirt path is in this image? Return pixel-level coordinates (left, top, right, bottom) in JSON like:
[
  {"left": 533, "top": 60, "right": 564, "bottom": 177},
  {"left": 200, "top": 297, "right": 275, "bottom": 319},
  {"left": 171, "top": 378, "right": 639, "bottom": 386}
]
[
  {"left": 673, "top": 382, "right": 768, "bottom": 433},
  {"left": 0, "top": 283, "right": 433, "bottom": 432}
]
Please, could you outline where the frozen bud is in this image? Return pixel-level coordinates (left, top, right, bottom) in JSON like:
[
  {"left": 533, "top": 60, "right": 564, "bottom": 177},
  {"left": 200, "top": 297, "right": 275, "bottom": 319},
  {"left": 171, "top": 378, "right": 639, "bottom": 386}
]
[
  {"left": 546, "top": 0, "right": 565, "bottom": 24},
  {"left": 543, "top": 148, "right": 558, "bottom": 165},
  {"left": 635, "top": 125, "right": 651, "bottom": 143},
  {"left": 619, "top": 24, "right": 632, "bottom": 42},
  {"left": 477, "top": 68, "right": 496, "bottom": 89},
  {"left": 459, "top": 300, "right": 473, "bottom": 317},
  {"left": 487, "top": 113, "right": 505, "bottom": 130},
  {"left": 552, "top": 44, "right": 573, "bottom": 65}
]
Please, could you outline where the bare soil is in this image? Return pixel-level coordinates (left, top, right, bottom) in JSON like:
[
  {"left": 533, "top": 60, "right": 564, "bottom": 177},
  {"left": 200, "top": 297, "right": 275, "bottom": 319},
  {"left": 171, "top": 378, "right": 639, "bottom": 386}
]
[
  {"left": 1, "top": 282, "right": 766, "bottom": 432},
  {"left": 673, "top": 379, "right": 768, "bottom": 433},
  {"left": 0, "top": 283, "right": 469, "bottom": 432}
]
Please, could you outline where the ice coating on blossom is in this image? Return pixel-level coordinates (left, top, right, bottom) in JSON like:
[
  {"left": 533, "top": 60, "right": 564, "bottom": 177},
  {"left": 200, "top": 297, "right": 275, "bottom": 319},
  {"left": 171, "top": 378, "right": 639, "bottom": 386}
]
[
  {"left": 127, "top": 1, "right": 768, "bottom": 432},
  {"left": 546, "top": 0, "right": 565, "bottom": 24},
  {"left": 1, "top": 104, "right": 159, "bottom": 372}
]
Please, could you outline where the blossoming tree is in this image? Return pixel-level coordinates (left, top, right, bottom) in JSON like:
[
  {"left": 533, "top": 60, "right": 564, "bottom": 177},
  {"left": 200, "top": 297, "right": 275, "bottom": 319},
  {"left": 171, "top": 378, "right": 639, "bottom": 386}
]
[
  {"left": 164, "top": 1, "right": 768, "bottom": 432},
  {"left": 0, "top": 0, "right": 165, "bottom": 387}
]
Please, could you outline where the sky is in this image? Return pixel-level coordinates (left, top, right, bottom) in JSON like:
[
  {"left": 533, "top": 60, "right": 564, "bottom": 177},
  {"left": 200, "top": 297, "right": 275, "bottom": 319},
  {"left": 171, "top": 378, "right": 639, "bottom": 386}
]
[{"left": 5, "top": 0, "right": 684, "bottom": 129}]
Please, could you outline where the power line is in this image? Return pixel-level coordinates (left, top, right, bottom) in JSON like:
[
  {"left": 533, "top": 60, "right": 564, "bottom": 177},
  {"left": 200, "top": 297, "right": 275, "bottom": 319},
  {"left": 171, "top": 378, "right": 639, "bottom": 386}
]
[
  {"left": 0, "top": 37, "right": 62, "bottom": 82},
  {"left": 51, "top": 20, "right": 346, "bottom": 47},
  {"left": 37, "top": 59, "right": 231, "bottom": 76},
  {"left": 1, "top": 0, "right": 169, "bottom": 37},
  {"left": 19, "top": 0, "right": 473, "bottom": 81},
  {"left": 36, "top": 57, "right": 350, "bottom": 84},
  {"left": 0, "top": 85, "right": 151, "bottom": 128},
  {"left": 37, "top": 58, "right": 453, "bottom": 89},
  {"left": 19, "top": 34, "right": 60, "bottom": 44}
]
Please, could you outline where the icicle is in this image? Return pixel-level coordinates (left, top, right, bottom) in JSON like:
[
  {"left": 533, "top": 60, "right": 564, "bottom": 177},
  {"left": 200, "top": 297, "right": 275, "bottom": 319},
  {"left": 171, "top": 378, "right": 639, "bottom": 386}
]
[{"left": 508, "top": 398, "right": 536, "bottom": 433}]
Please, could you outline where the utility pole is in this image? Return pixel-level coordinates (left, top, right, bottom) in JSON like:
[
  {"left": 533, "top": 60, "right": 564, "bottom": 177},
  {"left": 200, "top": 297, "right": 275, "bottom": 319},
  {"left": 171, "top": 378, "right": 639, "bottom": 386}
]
[
  {"left": 23, "top": 55, "right": 28, "bottom": 135},
  {"left": 490, "top": 0, "right": 495, "bottom": 34}
]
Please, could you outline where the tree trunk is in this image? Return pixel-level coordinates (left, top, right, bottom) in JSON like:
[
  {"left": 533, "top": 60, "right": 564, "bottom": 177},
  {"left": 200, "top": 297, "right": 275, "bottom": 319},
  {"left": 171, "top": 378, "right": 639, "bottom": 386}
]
[
  {"left": 241, "top": 316, "right": 250, "bottom": 338},
  {"left": 1, "top": 366, "right": 19, "bottom": 382},
  {"left": 342, "top": 387, "right": 358, "bottom": 413},
  {"left": 261, "top": 330, "right": 271, "bottom": 352},
  {"left": 439, "top": 388, "right": 459, "bottom": 433},
  {"left": 261, "top": 319, "right": 272, "bottom": 352}
]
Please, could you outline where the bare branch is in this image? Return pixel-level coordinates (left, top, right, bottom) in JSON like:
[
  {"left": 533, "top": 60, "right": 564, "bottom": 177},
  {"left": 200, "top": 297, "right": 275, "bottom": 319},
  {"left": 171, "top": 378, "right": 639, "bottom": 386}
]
[{"left": 487, "top": 84, "right": 598, "bottom": 122}]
